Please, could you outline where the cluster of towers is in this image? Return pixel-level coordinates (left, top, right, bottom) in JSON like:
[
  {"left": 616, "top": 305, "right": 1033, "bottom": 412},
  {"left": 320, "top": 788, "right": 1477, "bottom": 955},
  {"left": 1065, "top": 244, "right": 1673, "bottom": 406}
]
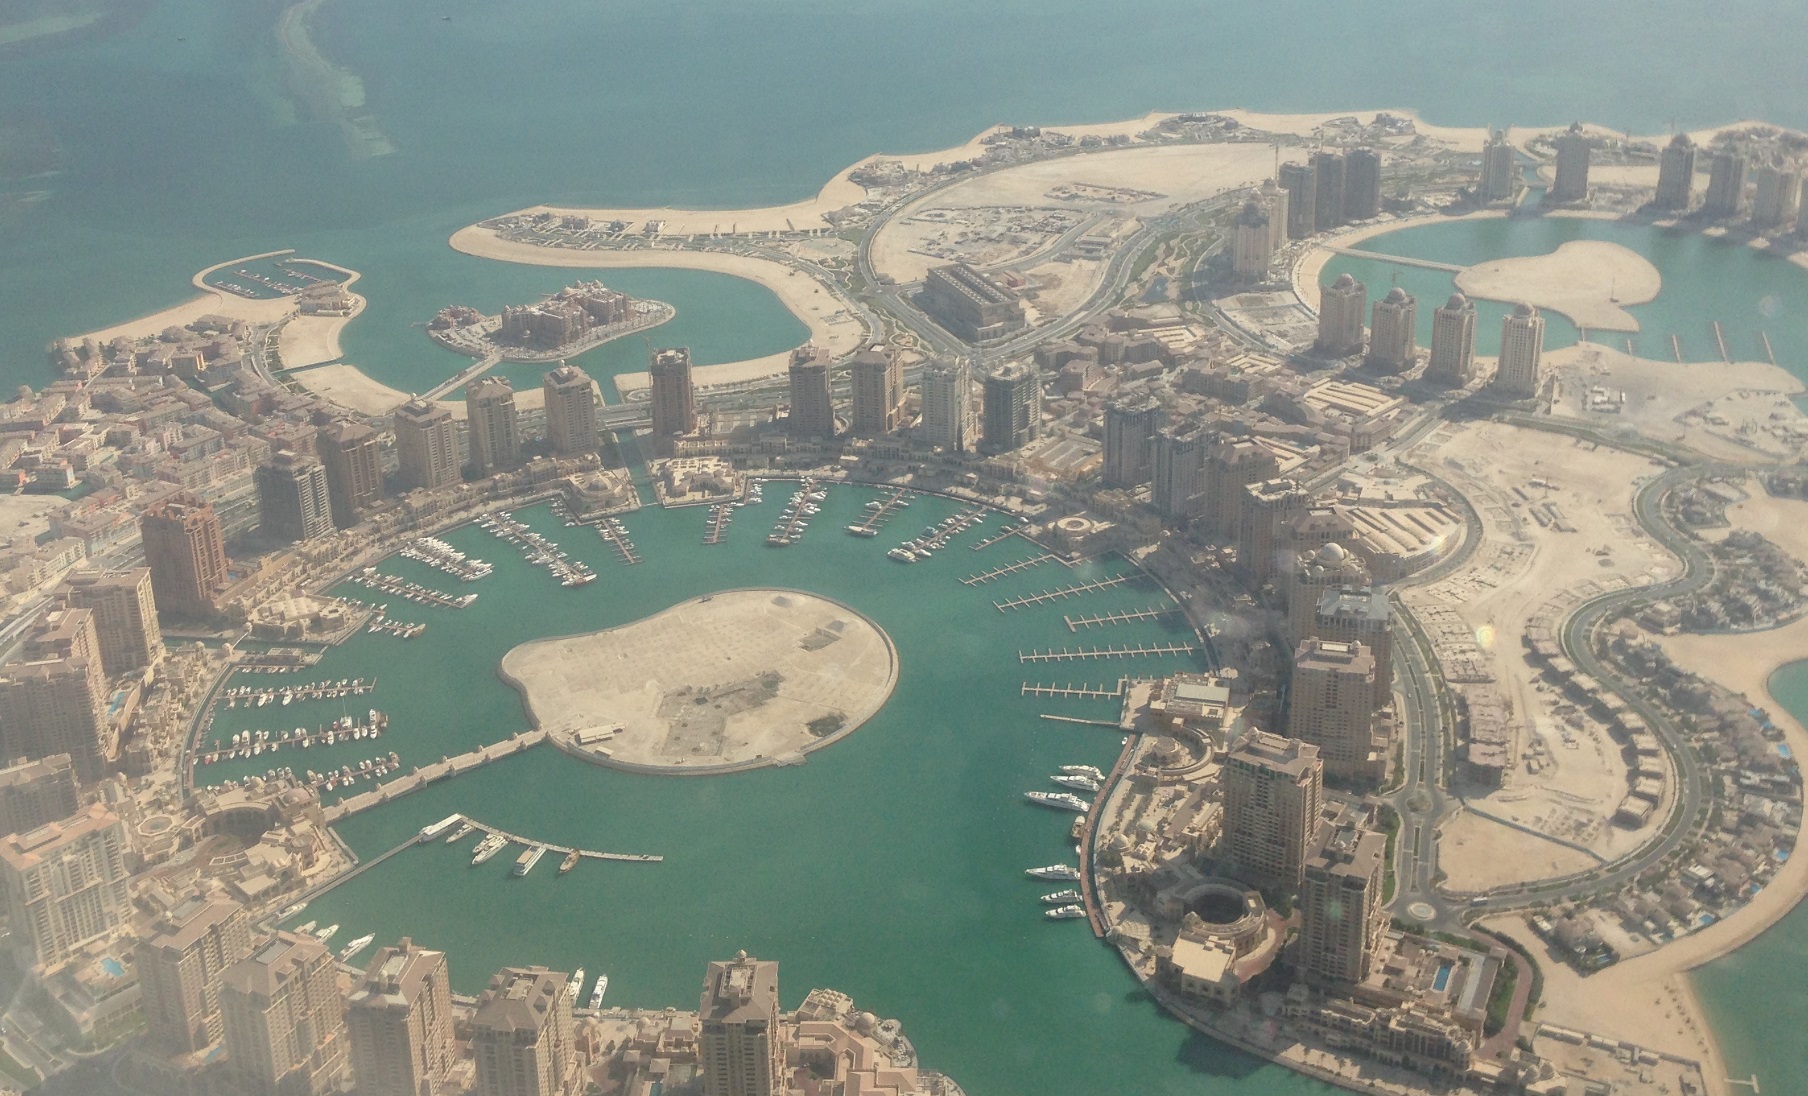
[
  {"left": 1653, "top": 133, "right": 1802, "bottom": 229},
  {"left": 1314, "top": 275, "right": 1545, "bottom": 398},
  {"left": 1232, "top": 147, "right": 1385, "bottom": 284}
]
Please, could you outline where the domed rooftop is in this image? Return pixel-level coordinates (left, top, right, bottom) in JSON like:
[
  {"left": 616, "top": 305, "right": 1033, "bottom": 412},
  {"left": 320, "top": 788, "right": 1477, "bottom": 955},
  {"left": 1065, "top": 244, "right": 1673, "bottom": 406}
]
[
  {"left": 1333, "top": 273, "right": 1356, "bottom": 288},
  {"left": 1513, "top": 301, "right": 1537, "bottom": 317},
  {"left": 1319, "top": 541, "right": 1349, "bottom": 562},
  {"left": 1446, "top": 292, "right": 1469, "bottom": 309},
  {"left": 1669, "top": 132, "right": 1694, "bottom": 148},
  {"left": 1385, "top": 286, "right": 1408, "bottom": 303}
]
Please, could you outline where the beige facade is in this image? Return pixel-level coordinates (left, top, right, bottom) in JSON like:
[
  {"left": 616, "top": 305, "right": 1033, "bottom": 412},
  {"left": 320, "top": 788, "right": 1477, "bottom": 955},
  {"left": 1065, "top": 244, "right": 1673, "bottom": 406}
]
[
  {"left": 467, "top": 378, "right": 522, "bottom": 476},
  {"left": 700, "top": 952, "right": 784, "bottom": 1096},
  {"left": 137, "top": 895, "right": 252, "bottom": 1053},
  {"left": 221, "top": 931, "right": 350, "bottom": 1096},
  {"left": 318, "top": 421, "right": 384, "bottom": 528},
  {"left": 1365, "top": 287, "right": 1416, "bottom": 374},
  {"left": 0, "top": 804, "right": 131, "bottom": 970},
  {"left": 542, "top": 364, "right": 599, "bottom": 456},
  {"left": 919, "top": 360, "right": 973, "bottom": 454},
  {"left": 0, "top": 656, "right": 115, "bottom": 782},
  {"left": 394, "top": 400, "right": 461, "bottom": 491},
  {"left": 139, "top": 493, "right": 228, "bottom": 618},
  {"left": 347, "top": 938, "right": 456, "bottom": 1096},
  {"left": 1316, "top": 274, "right": 1366, "bottom": 357},
  {"left": 1493, "top": 303, "right": 1544, "bottom": 399},
  {"left": 1425, "top": 293, "right": 1477, "bottom": 385},
  {"left": 786, "top": 345, "right": 836, "bottom": 440},
  {"left": 1232, "top": 200, "right": 1273, "bottom": 282},
  {"left": 849, "top": 347, "right": 905, "bottom": 437},
  {"left": 60, "top": 569, "right": 161, "bottom": 676},
  {"left": 1221, "top": 732, "right": 1323, "bottom": 889},
  {"left": 1290, "top": 640, "right": 1386, "bottom": 783},
  {"left": 0, "top": 754, "right": 79, "bottom": 837},
  {"left": 649, "top": 348, "right": 699, "bottom": 455},
  {"left": 471, "top": 966, "right": 581, "bottom": 1096}
]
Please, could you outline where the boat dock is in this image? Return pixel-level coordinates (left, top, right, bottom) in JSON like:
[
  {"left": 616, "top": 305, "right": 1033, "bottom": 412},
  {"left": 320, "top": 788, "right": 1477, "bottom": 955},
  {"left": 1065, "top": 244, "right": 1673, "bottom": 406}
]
[
  {"left": 481, "top": 513, "right": 598, "bottom": 584},
  {"left": 969, "top": 524, "right": 1025, "bottom": 551},
  {"left": 1063, "top": 606, "right": 1177, "bottom": 631},
  {"left": 961, "top": 554, "right": 1057, "bottom": 585},
  {"left": 322, "top": 731, "right": 549, "bottom": 823},
  {"left": 224, "top": 678, "right": 375, "bottom": 707},
  {"left": 1078, "top": 733, "right": 1139, "bottom": 937},
  {"left": 598, "top": 517, "right": 642, "bottom": 563},
  {"left": 1019, "top": 643, "right": 1196, "bottom": 662},
  {"left": 349, "top": 569, "right": 477, "bottom": 609},
  {"left": 452, "top": 817, "right": 662, "bottom": 864},
  {"left": 845, "top": 488, "right": 913, "bottom": 536},
  {"left": 1020, "top": 680, "right": 1130, "bottom": 699},
  {"left": 369, "top": 617, "right": 426, "bottom": 639},
  {"left": 1713, "top": 320, "right": 1732, "bottom": 363},
  {"left": 994, "top": 574, "right": 1133, "bottom": 612},
  {"left": 398, "top": 537, "right": 493, "bottom": 581},
  {"left": 1761, "top": 331, "right": 1777, "bottom": 366},
  {"left": 702, "top": 504, "right": 733, "bottom": 545}
]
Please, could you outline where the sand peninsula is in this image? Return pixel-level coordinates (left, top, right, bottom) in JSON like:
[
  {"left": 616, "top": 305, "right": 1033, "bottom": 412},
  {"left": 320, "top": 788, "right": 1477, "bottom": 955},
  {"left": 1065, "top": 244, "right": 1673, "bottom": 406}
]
[{"left": 500, "top": 589, "right": 898, "bottom": 775}]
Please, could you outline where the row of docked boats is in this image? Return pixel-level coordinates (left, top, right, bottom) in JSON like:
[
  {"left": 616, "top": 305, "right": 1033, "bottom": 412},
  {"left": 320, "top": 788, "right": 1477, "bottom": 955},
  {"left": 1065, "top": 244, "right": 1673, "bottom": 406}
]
[
  {"left": 479, "top": 513, "right": 596, "bottom": 587},
  {"left": 1025, "top": 764, "right": 1107, "bottom": 921},
  {"left": 198, "top": 711, "right": 387, "bottom": 765},
  {"left": 400, "top": 536, "right": 494, "bottom": 581},
  {"left": 886, "top": 505, "right": 990, "bottom": 563},
  {"left": 766, "top": 479, "right": 825, "bottom": 546},
  {"left": 351, "top": 568, "right": 479, "bottom": 609},
  {"left": 290, "top": 919, "right": 378, "bottom": 965},
  {"left": 223, "top": 678, "right": 373, "bottom": 708},
  {"left": 421, "top": 815, "right": 587, "bottom": 878}
]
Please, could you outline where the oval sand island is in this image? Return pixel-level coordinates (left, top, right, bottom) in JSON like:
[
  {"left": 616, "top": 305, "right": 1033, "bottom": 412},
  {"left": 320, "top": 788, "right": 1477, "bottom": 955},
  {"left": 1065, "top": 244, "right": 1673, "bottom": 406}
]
[
  {"left": 1453, "top": 238, "right": 1660, "bottom": 332},
  {"left": 500, "top": 589, "right": 898, "bottom": 774}
]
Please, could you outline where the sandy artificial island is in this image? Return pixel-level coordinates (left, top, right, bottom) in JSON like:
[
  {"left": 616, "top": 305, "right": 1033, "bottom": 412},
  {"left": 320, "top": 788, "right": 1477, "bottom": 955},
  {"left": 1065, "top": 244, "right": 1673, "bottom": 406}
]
[
  {"left": 500, "top": 589, "right": 897, "bottom": 774},
  {"left": 1454, "top": 239, "right": 1659, "bottom": 331}
]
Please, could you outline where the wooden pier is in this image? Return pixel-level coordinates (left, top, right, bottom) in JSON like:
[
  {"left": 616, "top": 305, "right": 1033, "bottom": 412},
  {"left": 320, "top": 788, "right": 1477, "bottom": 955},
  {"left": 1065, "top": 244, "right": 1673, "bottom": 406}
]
[
  {"left": 994, "top": 574, "right": 1132, "bottom": 612},
  {"left": 348, "top": 570, "right": 476, "bottom": 609},
  {"left": 1670, "top": 334, "right": 1684, "bottom": 363},
  {"left": 1020, "top": 680, "right": 1129, "bottom": 699},
  {"left": 1019, "top": 642, "right": 1196, "bottom": 662},
  {"left": 1713, "top": 320, "right": 1732, "bottom": 363},
  {"left": 1063, "top": 606, "right": 1176, "bottom": 631},
  {"left": 323, "top": 731, "right": 548, "bottom": 823},
  {"left": 1761, "top": 331, "right": 1777, "bottom": 367},
  {"left": 961, "top": 554, "right": 1057, "bottom": 585}
]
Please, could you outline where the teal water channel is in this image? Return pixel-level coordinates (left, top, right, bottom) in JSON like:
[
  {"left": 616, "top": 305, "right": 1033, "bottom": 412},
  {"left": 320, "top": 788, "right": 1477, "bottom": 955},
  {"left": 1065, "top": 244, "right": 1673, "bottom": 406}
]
[
  {"left": 199, "top": 485, "right": 1342, "bottom": 1094},
  {"left": 1319, "top": 216, "right": 1808, "bottom": 372}
]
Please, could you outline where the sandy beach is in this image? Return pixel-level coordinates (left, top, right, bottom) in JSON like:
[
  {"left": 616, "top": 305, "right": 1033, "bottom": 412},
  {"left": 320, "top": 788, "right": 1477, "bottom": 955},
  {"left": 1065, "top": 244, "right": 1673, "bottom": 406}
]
[
  {"left": 76, "top": 286, "right": 295, "bottom": 346},
  {"left": 1292, "top": 209, "right": 1509, "bottom": 311},
  {"left": 276, "top": 295, "right": 366, "bottom": 369},
  {"left": 1454, "top": 239, "right": 1660, "bottom": 331}
]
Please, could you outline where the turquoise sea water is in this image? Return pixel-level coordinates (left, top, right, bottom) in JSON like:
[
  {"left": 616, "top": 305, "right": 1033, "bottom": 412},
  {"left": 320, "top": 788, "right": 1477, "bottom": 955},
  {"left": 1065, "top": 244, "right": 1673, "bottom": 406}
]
[
  {"left": 1320, "top": 217, "right": 1808, "bottom": 367},
  {"left": 5, "top": 0, "right": 1808, "bottom": 1087}
]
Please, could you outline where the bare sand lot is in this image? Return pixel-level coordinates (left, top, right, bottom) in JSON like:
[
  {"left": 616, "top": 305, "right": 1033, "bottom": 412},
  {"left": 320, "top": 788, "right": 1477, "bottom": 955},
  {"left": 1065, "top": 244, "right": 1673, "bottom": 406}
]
[
  {"left": 77, "top": 287, "right": 294, "bottom": 346},
  {"left": 288, "top": 364, "right": 414, "bottom": 416},
  {"left": 0, "top": 493, "right": 71, "bottom": 543},
  {"left": 1717, "top": 484, "right": 1808, "bottom": 563},
  {"left": 500, "top": 589, "right": 898, "bottom": 773},
  {"left": 276, "top": 295, "right": 365, "bottom": 369},
  {"left": 1453, "top": 239, "right": 1660, "bottom": 331}
]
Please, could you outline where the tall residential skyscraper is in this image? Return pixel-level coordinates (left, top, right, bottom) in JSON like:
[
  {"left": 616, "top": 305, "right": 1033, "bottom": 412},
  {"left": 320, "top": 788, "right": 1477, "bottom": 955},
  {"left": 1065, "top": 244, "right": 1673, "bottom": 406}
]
[
  {"left": 1151, "top": 425, "right": 1210, "bottom": 521},
  {"left": 785, "top": 345, "right": 836, "bottom": 439},
  {"left": 393, "top": 399, "right": 461, "bottom": 491},
  {"left": 849, "top": 346, "right": 905, "bottom": 437},
  {"left": 1259, "top": 178, "right": 1290, "bottom": 253},
  {"left": 1426, "top": 293, "right": 1479, "bottom": 385},
  {"left": 649, "top": 347, "right": 698, "bottom": 455},
  {"left": 979, "top": 362, "right": 1040, "bottom": 456},
  {"left": 1232, "top": 199, "right": 1274, "bottom": 282},
  {"left": 1479, "top": 130, "right": 1517, "bottom": 202},
  {"left": 1278, "top": 162, "right": 1318, "bottom": 240},
  {"left": 0, "top": 657, "right": 114, "bottom": 781},
  {"left": 1550, "top": 124, "right": 1591, "bottom": 202},
  {"left": 471, "top": 966, "right": 581, "bottom": 1096},
  {"left": 0, "top": 755, "right": 79, "bottom": 836},
  {"left": 1237, "top": 478, "right": 1308, "bottom": 585},
  {"left": 0, "top": 805, "right": 131, "bottom": 969},
  {"left": 256, "top": 451, "right": 333, "bottom": 544},
  {"left": 542, "top": 364, "right": 599, "bottom": 456},
  {"left": 1315, "top": 274, "right": 1367, "bottom": 357},
  {"left": 919, "top": 359, "right": 974, "bottom": 453},
  {"left": 1750, "top": 165, "right": 1801, "bottom": 229},
  {"left": 1654, "top": 133, "right": 1697, "bottom": 211},
  {"left": 139, "top": 493, "right": 228, "bottom": 618},
  {"left": 347, "top": 939, "right": 456, "bottom": 1096},
  {"left": 1289, "top": 639, "right": 1384, "bottom": 783},
  {"left": 1343, "top": 148, "right": 1382, "bottom": 221},
  {"left": 316, "top": 421, "right": 383, "bottom": 528},
  {"left": 1311, "top": 150, "right": 1346, "bottom": 231},
  {"left": 1703, "top": 149, "right": 1747, "bottom": 217},
  {"left": 1101, "top": 394, "right": 1163, "bottom": 489},
  {"left": 1299, "top": 821, "right": 1388, "bottom": 986},
  {"left": 1493, "top": 302, "right": 1545, "bottom": 399},
  {"left": 221, "top": 932, "right": 351, "bottom": 1096},
  {"left": 466, "top": 378, "right": 522, "bottom": 475},
  {"left": 1365, "top": 286, "right": 1417, "bottom": 373},
  {"left": 59, "top": 569, "right": 161, "bottom": 676},
  {"left": 1312, "top": 586, "right": 1395, "bottom": 711},
  {"left": 1221, "top": 731, "right": 1323, "bottom": 890},
  {"left": 138, "top": 895, "right": 253, "bottom": 1053},
  {"left": 700, "top": 952, "right": 784, "bottom": 1096},
  {"left": 1203, "top": 438, "right": 1279, "bottom": 540}
]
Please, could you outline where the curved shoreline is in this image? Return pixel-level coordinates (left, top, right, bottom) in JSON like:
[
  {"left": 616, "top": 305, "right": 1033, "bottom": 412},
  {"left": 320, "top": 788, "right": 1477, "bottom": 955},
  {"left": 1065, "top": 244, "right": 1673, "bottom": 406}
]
[{"left": 498, "top": 586, "right": 900, "bottom": 777}]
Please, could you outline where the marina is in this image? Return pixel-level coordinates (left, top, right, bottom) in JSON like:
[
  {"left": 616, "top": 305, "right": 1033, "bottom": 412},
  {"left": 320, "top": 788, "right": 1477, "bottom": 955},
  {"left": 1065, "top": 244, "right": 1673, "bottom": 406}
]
[
  {"left": 221, "top": 678, "right": 375, "bottom": 709},
  {"left": 596, "top": 516, "right": 642, "bottom": 564},
  {"left": 1019, "top": 680, "right": 1132, "bottom": 699},
  {"left": 368, "top": 615, "right": 427, "bottom": 639},
  {"left": 969, "top": 524, "right": 1026, "bottom": 551},
  {"left": 398, "top": 537, "right": 495, "bottom": 582},
  {"left": 702, "top": 503, "right": 734, "bottom": 545},
  {"left": 441, "top": 815, "right": 662, "bottom": 867},
  {"left": 993, "top": 574, "right": 1135, "bottom": 612},
  {"left": 843, "top": 487, "right": 912, "bottom": 537},
  {"left": 1018, "top": 642, "right": 1198, "bottom": 662},
  {"left": 961, "top": 553, "right": 1059, "bottom": 586},
  {"left": 480, "top": 513, "right": 597, "bottom": 586},
  {"left": 197, "top": 711, "right": 388, "bottom": 765},
  {"left": 1063, "top": 606, "right": 1180, "bottom": 631},
  {"left": 349, "top": 569, "right": 478, "bottom": 609},
  {"left": 765, "top": 478, "right": 825, "bottom": 546}
]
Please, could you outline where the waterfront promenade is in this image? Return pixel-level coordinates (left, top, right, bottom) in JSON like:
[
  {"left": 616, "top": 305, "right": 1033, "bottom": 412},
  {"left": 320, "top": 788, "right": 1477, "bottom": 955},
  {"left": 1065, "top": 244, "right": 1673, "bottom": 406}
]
[{"left": 322, "top": 730, "right": 548, "bottom": 824}]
